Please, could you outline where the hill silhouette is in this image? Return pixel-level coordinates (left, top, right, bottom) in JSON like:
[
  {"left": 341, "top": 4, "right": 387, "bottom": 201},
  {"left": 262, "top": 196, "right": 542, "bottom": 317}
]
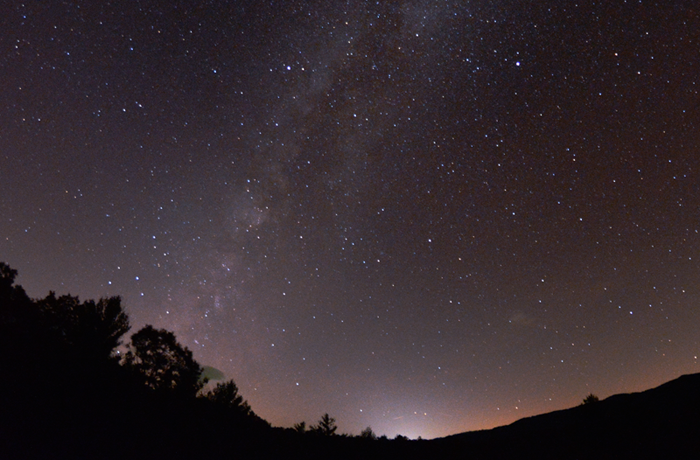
[{"left": 430, "top": 372, "right": 700, "bottom": 459}]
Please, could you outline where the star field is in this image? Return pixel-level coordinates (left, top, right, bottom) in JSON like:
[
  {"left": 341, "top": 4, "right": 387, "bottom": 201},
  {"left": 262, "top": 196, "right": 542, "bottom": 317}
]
[{"left": 2, "top": 1, "right": 699, "bottom": 439}]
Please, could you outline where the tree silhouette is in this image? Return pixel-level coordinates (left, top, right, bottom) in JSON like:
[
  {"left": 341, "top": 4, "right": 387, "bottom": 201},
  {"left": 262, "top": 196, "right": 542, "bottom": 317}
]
[
  {"left": 312, "top": 413, "right": 337, "bottom": 436},
  {"left": 0, "top": 262, "right": 32, "bottom": 323},
  {"left": 37, "top": 293, "right": 130, "bottom": 360},
  {"left": 123, "top": 325, "right": 203, "bottom": 397},
  {"left": 1, "top": 264, "right": 129, "bottom": 362},
  {"left": 293, "top": 421, "right": 307, "bottom": 433},
  {"left": 77, "top": 296, "right": 130, "bottom": 358},
  {"left": 206, "top": 379, "right": 252, "bottom": 416},
  {"left": 359, "top": 426, "right": 377, "bottom": 440},
  {"left": 582, "top": 393, "right": 599, "bottom": 405},
  {"left": 0, "top": 263, "right": 36, "bottom": 372}
]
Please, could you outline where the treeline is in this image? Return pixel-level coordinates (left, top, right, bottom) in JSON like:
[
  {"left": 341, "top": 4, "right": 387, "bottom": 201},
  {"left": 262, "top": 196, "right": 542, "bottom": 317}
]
[
  {"left": 0, "top": 263, "right": 423, "bottom": 459},
  {"left": 0, "top": 262, "right": 262, "bottom": 413},
  {"left": 0, "top": 262, "right": 272, "bottom": 458}
]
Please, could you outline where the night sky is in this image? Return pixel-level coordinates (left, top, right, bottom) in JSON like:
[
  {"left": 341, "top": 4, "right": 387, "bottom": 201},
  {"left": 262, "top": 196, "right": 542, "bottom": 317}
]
[{"left": 2, "top": 1, "right": 699, "bottom": 439}]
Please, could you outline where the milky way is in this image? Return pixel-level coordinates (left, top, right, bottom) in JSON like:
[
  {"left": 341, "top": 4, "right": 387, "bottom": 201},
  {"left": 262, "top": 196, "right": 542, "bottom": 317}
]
[{"left": 2, "top": 1, "right": 699, "bottom": 438}]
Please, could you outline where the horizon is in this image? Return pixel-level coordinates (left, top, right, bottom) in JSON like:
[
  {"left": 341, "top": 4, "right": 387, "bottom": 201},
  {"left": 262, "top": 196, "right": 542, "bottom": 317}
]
[{"left": 8, "top": 242, "right": 696, "bottom": 440}]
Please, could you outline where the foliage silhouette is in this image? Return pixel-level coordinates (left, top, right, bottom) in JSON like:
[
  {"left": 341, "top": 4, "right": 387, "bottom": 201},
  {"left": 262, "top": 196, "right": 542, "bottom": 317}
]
[
  {"left": 205, "top": 379, "right": 253, "bottom": 416},
  {"left": 37, "top": 292, "right": 130, "bottom": 360},
  {"left": 293, "top": 421, "right": 307, "bottom": 433},
  {"left": 582, "top": 393, "right": 600, "bottom": 405},
  {"left": 311, "top": 413, "right": 338, "bottom": 436},
  {"left": 0, "top": 262, "right": 32, "bottom": 326},
  {"left": 123, "top": 325, "right": 204, "bottom": 397},
  {"left": 0, "top": 263, "right": 29, "bottom": 305},
  {"left": 360, "top": 426, "right": 377, "bottom": 440}
]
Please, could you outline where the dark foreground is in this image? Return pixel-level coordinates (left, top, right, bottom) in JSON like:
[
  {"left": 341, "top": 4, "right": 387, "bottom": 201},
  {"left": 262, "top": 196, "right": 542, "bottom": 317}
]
[{"left": 3, "top": 359, "right": 699, "bottom": 460}]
